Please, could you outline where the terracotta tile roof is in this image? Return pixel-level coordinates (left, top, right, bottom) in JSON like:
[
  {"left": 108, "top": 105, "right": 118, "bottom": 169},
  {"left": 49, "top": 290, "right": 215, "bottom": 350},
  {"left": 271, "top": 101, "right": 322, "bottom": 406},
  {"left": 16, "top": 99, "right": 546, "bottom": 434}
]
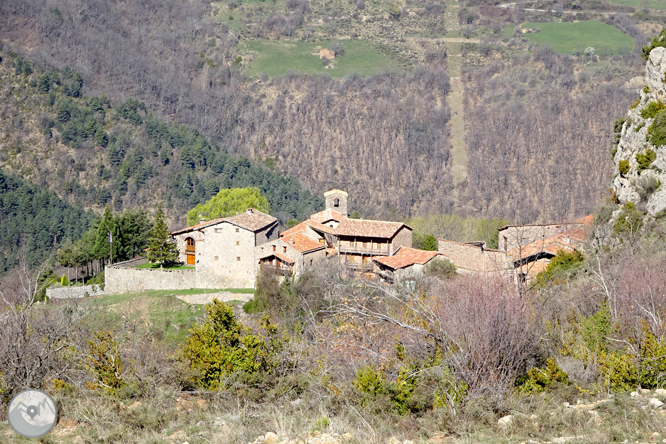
[
  {"left": 171, "top": 217, "right": 227, "bottom": 235},
  {"left": 172, "top": 208, "right": 277, "bottom": 235},
  {"left": 281, "top": 221, "right": 309, "bottom": 237},
  {"left": 575, "top": 214, "right": 595, "bottom": 227},
  {"left": 336, "top": 219, "right": 411, "bottom": 239},
  {"left": 373, "top": 247, "right": 439, "bottom": 270},
  {"left": 326, "top": 247, "right": 338, "bottom": 256},
  {"left": 310, "top": 209, "right": 344, "bottom": 223},
  {"left": 508, "top": 229, "right": 586, "bottom": 262},
  {"left": 258, "top": 252, "right": 295, "bottom": 265},
  {"left": 283, "top": 233, "right": 325, "bottom": 254},
  {"left": 224, "top": 208, "right": 278, "bottom": 232},
  {"left": 308, "top": 220, "right": 339, "bottom": 235}
]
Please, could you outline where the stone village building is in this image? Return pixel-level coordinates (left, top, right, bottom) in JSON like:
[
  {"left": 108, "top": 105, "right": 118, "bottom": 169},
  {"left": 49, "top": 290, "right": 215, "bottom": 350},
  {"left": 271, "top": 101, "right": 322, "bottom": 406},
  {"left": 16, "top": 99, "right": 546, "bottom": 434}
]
[
  {"left": 170, "top": 208, "right": 279, "bottom": 288},
  {"left": 105, "top": 190, "right": 593, "bottom": 293}
]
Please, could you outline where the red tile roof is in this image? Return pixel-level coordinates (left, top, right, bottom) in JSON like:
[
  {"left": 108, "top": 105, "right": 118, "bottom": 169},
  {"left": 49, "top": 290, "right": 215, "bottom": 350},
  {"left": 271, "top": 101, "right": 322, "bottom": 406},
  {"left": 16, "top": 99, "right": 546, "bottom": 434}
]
[
  {"left": 171, "top": 208, "right": 277, "bottom": 235},
  {"left": 283, "top": 233, "right": 325, "bottom": 254},
  {"left": 373, "top": 247, "right": 439, "bottom": 270},
  {"left": 281, "top": 221, "right": 310, "bottom": 237},
  {"left": 336, "top": 219, "right": 410, "bottom": 239},
  {"left": 258, "top": 252, "right": 295, "bottom": 265},
  {"left": 171, "top": 217, "right": 227, "bottom": 235},
  {"left": 310, "top": 209, "right": 344, "bottom": 223},
  {"left": 508, "top": 229, "right": 586, "bottom": 262},
  {"left": 224, "top": 208, "right": 278, "bottom": 232}
]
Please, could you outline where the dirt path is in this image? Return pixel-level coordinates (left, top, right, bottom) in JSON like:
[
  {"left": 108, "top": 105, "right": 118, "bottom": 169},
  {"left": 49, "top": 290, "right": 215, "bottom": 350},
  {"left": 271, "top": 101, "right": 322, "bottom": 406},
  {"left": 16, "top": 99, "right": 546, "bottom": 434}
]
[{"left": 444, "top": 1, "right": 469, "bottom": 186}]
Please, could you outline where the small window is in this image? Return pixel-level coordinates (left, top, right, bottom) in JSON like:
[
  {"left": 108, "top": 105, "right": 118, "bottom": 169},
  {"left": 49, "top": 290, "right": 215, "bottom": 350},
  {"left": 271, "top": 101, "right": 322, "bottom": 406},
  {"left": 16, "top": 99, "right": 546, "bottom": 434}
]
[
  {"left": 283, "top": 246, "right": 287, "bottom": 253},
  {"left": 333, "top": 198, "right": 340, "bottom": 208},
  {"left": 236, "top": 241, "right": 240, "bottom": 245},
  {"left": 237, "top": 256, "right": 241, "bottom": 262},
  {"left": 273, "top": 245, "right": 276, "bottom": 252},
  {"left": 310, "top": 259, "right": 313, "bottom": 265},
  {"left": 214, "top": 256, "right": 218, "bottom": 260},
  {"left": 235, "top": 228, "right": 240, "bottom": 233}
]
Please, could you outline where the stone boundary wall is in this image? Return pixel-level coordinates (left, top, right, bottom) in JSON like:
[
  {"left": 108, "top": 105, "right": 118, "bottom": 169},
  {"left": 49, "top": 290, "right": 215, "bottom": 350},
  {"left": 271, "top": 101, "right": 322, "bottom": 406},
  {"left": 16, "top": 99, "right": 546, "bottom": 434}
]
[
  {"left": 438, "top": 239, "right": 510, "bottom": 273},
  {"left": 47, "top": 285, "right": 106, "bottom": 299},
  {"left": 105, "top": 267, "right": 250, "bottom": 294}
]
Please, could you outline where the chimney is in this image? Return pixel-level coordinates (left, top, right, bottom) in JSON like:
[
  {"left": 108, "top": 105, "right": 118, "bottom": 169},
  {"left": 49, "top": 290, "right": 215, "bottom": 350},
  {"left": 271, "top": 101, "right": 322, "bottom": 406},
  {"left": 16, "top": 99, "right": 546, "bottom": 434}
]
[{"left": 289, "top": 238, "right": 295, "bottom": 245}]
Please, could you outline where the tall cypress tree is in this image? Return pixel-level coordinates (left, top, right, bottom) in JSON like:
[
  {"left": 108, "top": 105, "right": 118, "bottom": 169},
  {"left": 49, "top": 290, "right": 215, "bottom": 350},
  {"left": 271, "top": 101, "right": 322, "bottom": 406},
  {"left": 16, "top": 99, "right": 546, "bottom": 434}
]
[{"left": 147, "top": 206, "right": 179, "bottom": 267}]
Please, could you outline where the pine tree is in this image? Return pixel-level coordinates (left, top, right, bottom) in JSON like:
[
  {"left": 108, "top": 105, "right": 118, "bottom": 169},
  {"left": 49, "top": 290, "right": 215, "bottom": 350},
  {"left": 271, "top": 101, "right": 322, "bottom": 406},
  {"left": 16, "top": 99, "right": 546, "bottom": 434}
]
[{"left": 147, "top": 206, "right": 179, "bottom": 267}]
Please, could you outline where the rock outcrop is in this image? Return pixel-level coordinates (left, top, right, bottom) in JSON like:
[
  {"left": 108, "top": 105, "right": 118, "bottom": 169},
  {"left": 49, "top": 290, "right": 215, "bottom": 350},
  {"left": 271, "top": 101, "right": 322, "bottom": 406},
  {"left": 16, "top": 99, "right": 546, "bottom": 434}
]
[{"left": 612, "top": 47, "right": 666, "bottom": 216}]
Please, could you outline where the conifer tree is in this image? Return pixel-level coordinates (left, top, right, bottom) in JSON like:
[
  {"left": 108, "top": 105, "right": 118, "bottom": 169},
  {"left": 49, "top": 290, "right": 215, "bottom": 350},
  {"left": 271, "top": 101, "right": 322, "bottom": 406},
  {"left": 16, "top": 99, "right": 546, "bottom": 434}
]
[{"left": 147, "top": 206, "right": 179, "bottom": 267}]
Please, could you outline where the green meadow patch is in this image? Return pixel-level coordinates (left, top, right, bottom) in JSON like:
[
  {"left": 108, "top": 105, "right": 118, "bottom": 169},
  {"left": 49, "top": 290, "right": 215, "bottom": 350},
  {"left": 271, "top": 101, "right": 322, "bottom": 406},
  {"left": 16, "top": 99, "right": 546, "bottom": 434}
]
[
  {"left": 239, "top": 39, "right": 401, "bottom": 77},
  {"left": 520, "top": 21, "right": 634, "bottom": 55},
  {"left": 605, "top": 0, "right": 666, "bottom": 10}
]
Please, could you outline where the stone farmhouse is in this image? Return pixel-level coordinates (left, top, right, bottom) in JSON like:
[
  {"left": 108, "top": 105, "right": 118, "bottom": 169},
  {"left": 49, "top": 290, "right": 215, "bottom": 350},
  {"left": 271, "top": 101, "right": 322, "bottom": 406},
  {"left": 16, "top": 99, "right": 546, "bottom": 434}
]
[
  {"left": 279, "top": 190, "right": 414, "bottom": 275},
  {"left": 437, "top": 215, "right": 593, "bottom": 282},
  {"left": 373, "top": 247, "right": 442, "bottom": 283},
  {"left": 499, "top": 215, "right": 592, "bottom": 280},
  {"left": 170, "top": 208, "right": 279, "bottom": 288},
  {"left": 437, "top": 239, "right": 510, "bottom": 276}
]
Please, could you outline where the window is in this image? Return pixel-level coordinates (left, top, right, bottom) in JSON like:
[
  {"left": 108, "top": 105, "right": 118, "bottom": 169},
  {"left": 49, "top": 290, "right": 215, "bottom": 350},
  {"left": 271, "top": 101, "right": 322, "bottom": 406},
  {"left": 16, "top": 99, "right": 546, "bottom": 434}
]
[
  {"left": 333, "top": 198, "right": 340, "bottom": 208},
  {"left": 214, "top": 256, "right": 218, "bottom": 260},
  {"left": 310, "top": 260, "right": 313, "bottom": 266},
  {"left": 236, "top": 241, "right": 240, "bottom": 245},
  {"left": 237, "top": 257, "right": 241, "bottom": 262},
  {"left": 273, "top": 245, "right": 276, "bottom": 252},
  {"left": 235, "top": 228, "right": 239, "bottom": 233},
  {"left": 283, "top": 246, "right": 287, "bottom": 253}
]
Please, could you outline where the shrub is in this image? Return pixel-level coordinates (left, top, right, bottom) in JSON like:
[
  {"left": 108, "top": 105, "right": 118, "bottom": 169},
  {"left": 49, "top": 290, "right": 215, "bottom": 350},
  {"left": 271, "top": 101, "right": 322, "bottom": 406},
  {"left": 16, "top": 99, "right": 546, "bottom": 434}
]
[
  {"left": 516, "top": 358, "right": 568, "bottom": 394},
  {"left": 534, "top": 249, "right": 584, "bottom": 287},
  {"left": 647, "top": 110, "right": 666, "bottom": 146},
  {"left": 613, "top": 202, "right": 645, "bottom": 238},
  {"left": 424, "top": 258, "right": 457, "bottom": 279},
  {"left": 642, "top": 28, "right": 666, "bottom": 60},
  {"left": 619, "top": 159, "right": 630, "bottom": 176},
  {"left": 86, "top": 331, "right": 126, "bottom": 395},
  {"left": 182, "top": 299, "right": 280, "bottom": 389},
  {"left": 640, "top": 101, "right": 666, "bottom": 119},
  {"left": 635, "top": 149, "right": 656, "bottom": 171}
]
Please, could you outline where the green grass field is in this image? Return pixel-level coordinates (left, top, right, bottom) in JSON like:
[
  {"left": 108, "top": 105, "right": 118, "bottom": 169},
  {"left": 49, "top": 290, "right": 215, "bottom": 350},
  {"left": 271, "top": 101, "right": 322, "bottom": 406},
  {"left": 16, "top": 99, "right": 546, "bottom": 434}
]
[
  {"left": 82, "top": 289, "right": 254, "bottom": 343},
  {"left": 239, "top": 39, "right": 401, "bottom": 77},
  {"left": 520, "top": 21, "right": 634, "bottom": 55},
  {"left": 606, "top": 0, "right": 666, "bottom": 10}
]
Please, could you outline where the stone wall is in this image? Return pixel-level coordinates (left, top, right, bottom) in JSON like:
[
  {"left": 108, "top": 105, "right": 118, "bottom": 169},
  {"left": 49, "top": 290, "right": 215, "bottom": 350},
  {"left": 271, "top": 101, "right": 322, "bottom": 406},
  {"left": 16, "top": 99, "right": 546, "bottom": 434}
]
[
  {"left": 437, "top": 239, "right": 510, "bottom": 273},
  {"left": 47, "top": 285, "right": 106, "bottom": 299},
  {"left": 498, "top": 223, "right": 583, "bottom": 252},
  {"left": 392, "top": 227, "right": 413, "bottom": 253},
  {"left": 105, "top": 266, "right": 249, "bottom": 294}
]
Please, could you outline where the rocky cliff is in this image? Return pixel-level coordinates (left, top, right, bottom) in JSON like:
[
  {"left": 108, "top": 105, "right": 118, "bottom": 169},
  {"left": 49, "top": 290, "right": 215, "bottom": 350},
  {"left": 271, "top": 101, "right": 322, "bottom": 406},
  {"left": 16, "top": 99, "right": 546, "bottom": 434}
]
[{"left": 612, "top": 47, "right": 666, "bottom": 216}]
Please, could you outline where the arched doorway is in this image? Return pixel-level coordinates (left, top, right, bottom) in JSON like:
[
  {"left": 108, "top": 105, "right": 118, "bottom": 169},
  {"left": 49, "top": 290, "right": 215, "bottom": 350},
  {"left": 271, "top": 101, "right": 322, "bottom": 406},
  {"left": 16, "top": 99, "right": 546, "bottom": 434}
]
[{"left": 185, "top": 237, "right": 195, "bottom": 265}]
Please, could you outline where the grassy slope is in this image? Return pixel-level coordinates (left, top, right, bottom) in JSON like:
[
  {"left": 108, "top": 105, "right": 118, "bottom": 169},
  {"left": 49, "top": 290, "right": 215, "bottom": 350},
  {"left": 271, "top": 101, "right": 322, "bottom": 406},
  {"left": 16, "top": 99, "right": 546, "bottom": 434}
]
[
  {"left": 84, "top": 289, "right": 252, "bottom": 344},
  {"left": 606, "top": 0, "right": 666, "bottom": 10},
  {"left": 520, "top": 21, "right": 635, "bottom": 55},
  {"left": 239, "top": 40, "right": 401, "bottom": 77}
]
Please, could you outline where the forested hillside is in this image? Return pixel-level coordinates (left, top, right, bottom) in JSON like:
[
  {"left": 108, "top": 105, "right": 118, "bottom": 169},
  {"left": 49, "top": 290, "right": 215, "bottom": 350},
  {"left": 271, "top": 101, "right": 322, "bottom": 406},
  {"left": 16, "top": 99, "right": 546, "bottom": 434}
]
[
  {"left": 0, "top": 54, "right": 322, "bottom": 228},
  {"left": 0, "top": 169, "right": 95, "bottom": 274},
  {"left": 461, "top": 50, "right": 640, "bottom": 222},
  {"left": 0, "top": 0, "right": 654, "bottom": 222}
]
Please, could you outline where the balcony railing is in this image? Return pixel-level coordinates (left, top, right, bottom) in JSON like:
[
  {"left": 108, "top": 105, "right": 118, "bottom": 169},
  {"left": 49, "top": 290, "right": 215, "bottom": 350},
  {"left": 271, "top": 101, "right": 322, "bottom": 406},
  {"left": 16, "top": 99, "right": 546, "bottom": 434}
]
[
  {"left": 338, "top": 246, "right": 390, "bottom": 255},
  {"left": 344, "top": 262, "right": 375, "bottom": 271}
]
